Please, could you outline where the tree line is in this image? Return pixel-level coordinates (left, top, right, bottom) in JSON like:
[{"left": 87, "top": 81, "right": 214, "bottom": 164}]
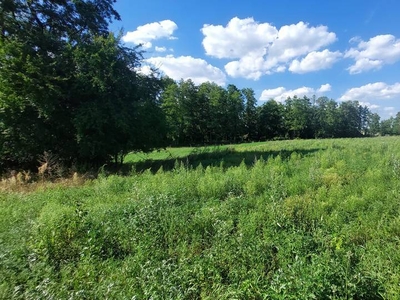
[
  {"left": 160, "top": 78, "right": 399, "bottom": 146},
  {"left": 1, "top": 0, "right": 399, "bottom": 171}
]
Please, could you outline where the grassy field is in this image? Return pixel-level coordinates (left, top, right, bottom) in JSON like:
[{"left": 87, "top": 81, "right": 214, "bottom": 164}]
[{"left": 1, "top": 137, "right": 400, "bottom": 299}]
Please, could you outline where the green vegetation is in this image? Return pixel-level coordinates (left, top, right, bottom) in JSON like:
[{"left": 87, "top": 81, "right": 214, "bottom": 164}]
[
  {"left": 1, "top": 2, "right": 400, "bottom": 297},
  {"left": 2, "top": 137, "right": 400, "bottom": 299},
  {"left": 2, "top": 1, "right": 400, "bottom": 173},
  {"left": 0, "top": 0, "right": 166, "bottom": 171}
]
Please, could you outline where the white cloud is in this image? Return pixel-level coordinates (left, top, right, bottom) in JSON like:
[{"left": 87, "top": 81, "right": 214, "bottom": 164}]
[
  {"left": 269, "top": 22, "right": 337, "bottom": 62},
  {"left": 155, "top": 46, "right": 167, "bottom": 52},
  {"left": 318, "top": 83, "right": 332, "bottom": 93},
  {"left": 201, "top": 17, "right": 277, "bottom": 59},
  {"left": 345, "top": 34, "right": 400, "bottom": 74},
  {"left": 202, "top": 18, "right": 338, "bottom": 79},
  {"left": 289, "top": 50, "right": 342, "bottom": 74},
  {"left": 146, "top": 55, "right": 226, "bottom": 86},
  {"left": 224, "top": 48, "right": 268, "bottom": 80},
  {"left": 260, "top": 84, "right": 331, "bottom": 101},
  {"left": 339, "top": 82, "right": 400, "bottom": 101},
  {"left": 359, "top": 102, "right": 380, "bottom": 110},
  {"left": 122, "top": 20, "right": 178, "bottom": 49}
]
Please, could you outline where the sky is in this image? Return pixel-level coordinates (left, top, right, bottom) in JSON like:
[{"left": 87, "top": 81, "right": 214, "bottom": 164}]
[{"left": 109, "top": 0, "right": 400, "bottom": 119}]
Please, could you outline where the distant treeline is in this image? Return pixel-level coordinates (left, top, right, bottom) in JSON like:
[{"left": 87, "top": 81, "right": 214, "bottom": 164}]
[
  {"left": 159, "top": 78, "right": 400, "bottom": 146},
  {"left": 1, "top": 0, "right": 399, "bottom": 171}
]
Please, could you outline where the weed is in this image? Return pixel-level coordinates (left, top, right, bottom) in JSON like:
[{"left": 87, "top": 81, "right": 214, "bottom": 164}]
[{"left": 1, "top": 137, "right": 399, "bottom": 298}]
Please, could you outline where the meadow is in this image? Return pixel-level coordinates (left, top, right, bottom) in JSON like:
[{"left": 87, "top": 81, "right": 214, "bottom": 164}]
[{"left": 1, "top": 137, "right": 400, "bottom": 299}]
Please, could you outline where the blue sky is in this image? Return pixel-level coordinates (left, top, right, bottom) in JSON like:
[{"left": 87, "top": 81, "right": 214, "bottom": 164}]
[{"left": 109, "top": 0, "right": 400, "bottom": 119}]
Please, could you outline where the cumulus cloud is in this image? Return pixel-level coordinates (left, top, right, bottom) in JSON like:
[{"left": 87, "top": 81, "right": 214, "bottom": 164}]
[
  {"left": 155, "top": 46, "right": 167, "bottom": 52},
  {"left": 260, "top": 84, "right": 332, "bottom": 101},
  {"left": 122, "top": 20, "right": 178, "bottom": 49},
  {"left": 345, "top": 34, "right": 400, "bottom": 74},
  {"left": 145, "top": 55, "right": 226, "bottom": 86},
  {"left": 202, "top": 17, "right": 277, "bottom": 59},
  {"left": 318, "top": 83, "right": 332, "bottom": 93},
  {"left": 201, "top": 18, "right": 338, "bottom": 79},
  {"left": 289, "top": 50, "right": 342, "bottom": 74},
  {"left": 269, "top": 22, "right": 337, "bottom": 62},
  {"left": 339, "top": 82, "right": 400, "bottom": 101}
]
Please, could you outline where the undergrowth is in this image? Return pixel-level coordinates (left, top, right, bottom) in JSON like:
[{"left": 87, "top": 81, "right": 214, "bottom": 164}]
[{"left": 1, "top": 137, "right": 400, "bottom": 299}]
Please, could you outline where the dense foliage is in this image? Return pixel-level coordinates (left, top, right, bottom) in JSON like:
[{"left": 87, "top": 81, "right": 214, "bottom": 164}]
[
  {"left": 159, "top": 79, "right": 400, "bottom": 146},
  {"left": 0, "top": 0, "right": 166, "bottom": 170},
  {"left": 1, "top": 137, "right": 400, "bottom": 298},
  {"left": 1, "top": 1, "right": 400, "bottom": 173}
]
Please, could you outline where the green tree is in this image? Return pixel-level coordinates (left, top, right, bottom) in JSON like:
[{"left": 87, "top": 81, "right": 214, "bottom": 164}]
[
  {"left": 0, "top": 0, "right": 165, "bottom": 169},
  {"left": 199, "top": 82, "right": 228, "bottom": 143},
  {"left": 225, "top": 84, "right": 244, "bottom": 143},
  {"left": 380, "top": 117, "right": 395, "bottom": 136},
  {"left": 284, "top": 96, "right": 313, "bottom": 139},
  {"left": 198, "top": 82, "right": 219, "bottom": 144},
  {"left": 160, "top": 79, "right": 184, "bottom": 146},
  {"left": 314, "top": 97, "right": 338, "bottom": 138},
  {"left": 242, "top": 88, "right": 258, "bottom": 141},
  {"left": 178, "top": 79, "right": 203, "bottom": 145},
  {"left": 257, "top": 100, "right": 285, "bottom": 140},
  {"left": 368, "top": 112, "right": 381, "bottom": 136},
  {"left": 337, "top": 101, "right": 362, "bottom": 137},
  {"left": 393, "top": 112, "right": 400, "bottom": 135}
]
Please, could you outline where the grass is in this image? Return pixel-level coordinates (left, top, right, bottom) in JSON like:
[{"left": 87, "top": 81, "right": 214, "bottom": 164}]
[
  {"left": 1, "top": 137, "right": 400, "bottom": 299},
  {"left": 123, "top": 140, "right": 323, "bottom": 173}
]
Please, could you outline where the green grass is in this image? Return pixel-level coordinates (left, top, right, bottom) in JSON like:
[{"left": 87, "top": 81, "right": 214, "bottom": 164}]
[{"left": 1, "top": 137, "right": 400, "bottom": 299}]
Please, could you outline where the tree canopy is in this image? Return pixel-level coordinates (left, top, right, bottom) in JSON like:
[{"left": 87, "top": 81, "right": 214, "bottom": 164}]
[{"left": 0, "top": 0, "right": 165, "bottom": 170}]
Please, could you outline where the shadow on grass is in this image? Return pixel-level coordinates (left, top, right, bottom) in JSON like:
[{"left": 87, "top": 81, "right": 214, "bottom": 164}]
[{"left": 119, "top": 147, "right": 324, "bottom": 174}]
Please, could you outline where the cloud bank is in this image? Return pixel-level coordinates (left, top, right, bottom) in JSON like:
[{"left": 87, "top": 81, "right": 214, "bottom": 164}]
[{"left": 260, "top": 84, "right": 332, "bottom": 101}]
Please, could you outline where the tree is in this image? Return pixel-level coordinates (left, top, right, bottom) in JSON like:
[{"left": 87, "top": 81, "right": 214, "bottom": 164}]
[
  {"left": 380, "top": 117, "right": 395, "bottom": 136},
  {"left": 160, "top": 79, "right": 185, "bottom": 146},
  {"left": 393, "top": 112, "right": 400, "bottom": 135},
  {"left": 314, "top": 97, "right": 338, "bottom": 138},
  {"left": 284, "top": 96, "right": 313, "bottom": 139},
  {"left": 337, "top": 101, "right": 362, "bottom": 137},
  {"left": 0, "top": 0, "right": 165, "bottom": 169},
  {"left": 368, "top": 112, "right": 381, "bottom": 136},
  {"left": 242, "top": 88, "right": 258, "bottom": 141},
  {"left": 178, "top": 79, "right": 203, "bottom": 145},
  {"left": 199, "top": 82, "right": 228, "bottom": 143},
  {"left": 257, "top": 100, "right": 285, "bottom": 140},
  {"left": 225, "top": 84, "right": 244, "bottom": 143},
  {"left": 198, "top": 82, "right": 219, "bottom": 144}
]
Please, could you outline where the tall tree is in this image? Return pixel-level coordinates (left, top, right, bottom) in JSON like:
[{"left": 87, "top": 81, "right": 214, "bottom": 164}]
[
  {"left": 368, "top": 112, "right": 381, "bottom": 136},
  {"left": 257, "top": 100, "right": 285, "bottom": 140},
  {"left": 314, "top": 97, "right": 338, "bottom": 138},
  {"left": 393, "top": 112, "right": 400, "bottom": 135},
  {"left": 337, "top": 101, "right": 362, "bottom": 137},
  {"left": 284, "top": 96, "right": 313, "bottom": 138},
  {"left": 178, "top": 79, "right": 202, "bottom": 145},
  {"left": 0, "top": 0, "right": 165, "bottom": 169},
  {"left": 242, "top": 88, "right": 258, "bottom": 141},
  {"left": 201, "top": 82, "right": 228, "bottom": 143},
  {"left": 225, "top": 84, "right": 244, "bottom": 143},
  {"left": 160, "top": 79, "right": 184, "bottom": 146}
]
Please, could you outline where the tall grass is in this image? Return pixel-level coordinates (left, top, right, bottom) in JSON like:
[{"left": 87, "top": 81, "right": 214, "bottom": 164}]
[{"left": 1, "top": 137, "right": 400, "bottom": 299}]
